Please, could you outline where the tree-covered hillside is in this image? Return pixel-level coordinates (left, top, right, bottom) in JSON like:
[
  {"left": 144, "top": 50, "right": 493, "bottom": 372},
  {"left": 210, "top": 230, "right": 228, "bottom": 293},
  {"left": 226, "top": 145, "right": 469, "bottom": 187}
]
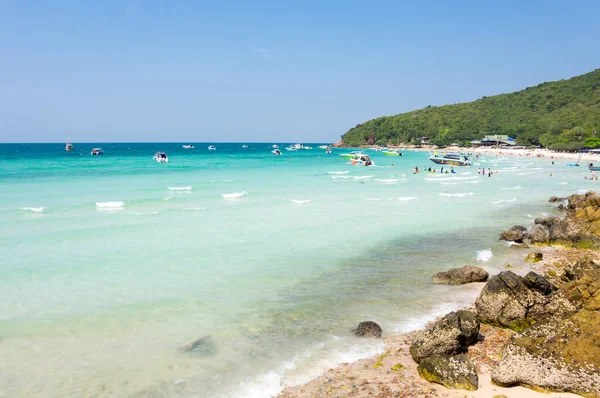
[{"left": 342, "top": 69, "right": 600, "bottom": 150}]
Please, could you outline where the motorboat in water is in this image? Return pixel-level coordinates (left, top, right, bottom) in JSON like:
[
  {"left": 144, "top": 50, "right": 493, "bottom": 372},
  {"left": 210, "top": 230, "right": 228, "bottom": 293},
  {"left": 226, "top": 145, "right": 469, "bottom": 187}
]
[
  {"left": 325, "top": 148, "right": 332, "bottom": 154},
  {"left": 153, "top": 152, "right": 168, "bottom": 163},
  {"left": 182, "top": 145, "right": 194, "bottom": 149},
  {"left": 304, "top": 146, "right": 312, "bottom": 150},
  {"left": 350, "top": 155, "right": 374, "bottom": 166},
  {"left": 340, "top": 151, "right": 365, "bottom": 159},
  {"left": 272, "top": 149, "right": 282, "bottom": 155},
  {"left": 91, "top": 148, "right": 104, "bottom": 155},
  {"left": 285, "top": 146, "right": 297, "bottom": 151},
  {"left": 318, "top": 145, "right": 328, "bottom": 149},
  {"left": 382, "top": 150, "right": 402, "bottom": 156},
  {"left": 272, "top": 144, "right": 279, "bottom": 149},
  {"left": 242, "top": 144, "right": 248, "bottom": 148},
  {"left": 65, "top": 142, "right": 74, "bottom": 151},
  {"left": 208, "top": 146, "right": 216, "bottom": 151},
  {"left": 429, "top": 152, "right": 471, "bottom": 166}
]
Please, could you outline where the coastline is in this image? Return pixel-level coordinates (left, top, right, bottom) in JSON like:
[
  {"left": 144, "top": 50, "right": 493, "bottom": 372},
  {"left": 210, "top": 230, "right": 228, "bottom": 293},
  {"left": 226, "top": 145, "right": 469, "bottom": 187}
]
[{"left": 278, "top": 206, "right": 600, "bottom": 398}]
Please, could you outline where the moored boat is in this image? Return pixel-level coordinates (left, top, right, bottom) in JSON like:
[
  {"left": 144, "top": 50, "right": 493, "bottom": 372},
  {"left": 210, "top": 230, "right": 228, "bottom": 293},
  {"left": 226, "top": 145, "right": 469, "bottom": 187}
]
[
  {"left": 382, "top": 150, "right": 402, "bottom": 156},
  {"left": 325, "top": 148, "right": 332, "bottom": 154},
  {"left": 153, "top": 152, "right": 168, "bottom": 163},
  {"left": 242, "top": 144, "right": 248, "bottom": 148},
  {"left": 182, "top": 145, "right": 194, "bottom": 149},
  {"left": 65, "top": 142, "right": 74, "bottom": 151},
  {"left": 429, "top": 152, "right": 470, "bottom": 166},
  {"left": 208, "top": 146, "right": 216, "bottom": 151},
  {"left": 340, "top": 151, "right": 365, "bottom": 159},
  {"left": 272, "top": 149, "right": 282, "bottom": 155},
  {"left": 350, "top": 155, "right": 374, "bottom": 166},
  {"left": 90, "top": 148, "right": 104, "bottom": 155}
]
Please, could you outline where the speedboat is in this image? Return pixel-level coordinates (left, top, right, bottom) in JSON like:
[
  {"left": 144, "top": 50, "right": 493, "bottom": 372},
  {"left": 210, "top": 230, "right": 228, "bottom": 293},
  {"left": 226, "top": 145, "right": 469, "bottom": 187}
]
[
  {"left": 65, "top": 142, "right": 74, "bottom": 151},
  {"left": 285, "top": 146, "right": 297, "bottom": 151},
  {"left": 382, "top": 150, "right": 402, "bottom": 156},
  {"left": 350, "top": 155, "right": 374, "bottom": 166},
  {"left": 272, "top": 144, "right": 279, "bottom": 149},
  {"left": 304, "top": 146, "right": 312, "bottom": 150},
  {"left": 272, "top": 149, "right": 282, "bottom": 155},
  {"left": 340, "top": 151, "right": 365, "bottom": 159},
  {"left": 318, "top": 145, "right": 328, "bottom": 149},
  {"left": 429, "top": 152, "right": 470, "bottom": 166},
  {"left": 242, "top": 144, "right": 248, "bottom": 148},
  {"left": 91, "top": 148, "right": 104, "bottom": 155},
  {"left": 153, "top": 152, "right": 168, "bottom": 163},
  {"left": 325, "top": 148, "right": 332, "bottom": 154},
  {"left": 182, "top": 145, "right": 194, "bottom": 149},
  {"left": 208, "top": 146, "right": 216, "bottom": 151}
]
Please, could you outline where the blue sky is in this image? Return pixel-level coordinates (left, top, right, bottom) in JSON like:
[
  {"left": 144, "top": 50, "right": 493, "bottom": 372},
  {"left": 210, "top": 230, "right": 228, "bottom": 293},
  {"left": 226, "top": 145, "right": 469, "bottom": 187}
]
[{"left": 1, "top": 0, "right": 599, "bottom": 143}]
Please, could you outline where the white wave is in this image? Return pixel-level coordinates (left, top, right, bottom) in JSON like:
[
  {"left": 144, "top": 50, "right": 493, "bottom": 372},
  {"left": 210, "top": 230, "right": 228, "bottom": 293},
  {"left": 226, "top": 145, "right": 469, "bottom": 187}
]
[
  {"left": 184, "top": 207, "right": 207, "bottom": 211},
  {"left": 163, "top": 197, "right": 172, "bottom": 201},
  {"left": 397, "top": 196, "right": 418, "bottom": 201},
  {"left": 21, "top": 207, "right": 45, "bottom": 213},
  {"left": 129, "top": 211, "right": 159, "bottom": 215},
  {"left": 374, "top": 178, "right": 399, "bottom": 183},
  {"left": 167, "top": 186, "right": 192, "bottom": 191},
  {"left": 502, "top": 186, "right": 521, "bottom": 190},
  {"left": 327, "top": 171, "right": 349, "bottom": 175},
  {"left": 291, "top": 199, "right": 311, "bottom": 204},
  {"left": 476, "top": 248, "right": 493, "bottom": 262},
  {"left": 542, "top": 212, "right": 549, "bottom": 217},
  {"left": 438, "top": 192, "right": 474, "bottom": 198},
  {"left": 366, "top": 197, "right": 385, "bottom": 201},
  {"left": 425, "top": 176, "right": 478, "bottom": 181},
  {"left": 394, "top": 301, "right": 474, "bottom": 334},
  {"left": 221, "top": 179, "right": 236, "bottom": 182},
  {"left": 222, "top": 191, "right": 248, "bottom": 199},
  {"left": 527, "top": 214, "right": 533, "bottom": 218},
  {"left": 441, "top": 181, "right": 478, "bottom": 185},
  {"left": 353, "top": 176, "right": 373, "bottom": 180},
  {"left": 95, "top": 201, "right": 125, "bottom": 208},
  {"left": 493, "top": 198, "right": 517, "bottom": 204},
  {"left": 558, "top": 182, "right": 568, "bottom": 185},
  {"left": 330, "top": 176, "right": 350, "bottom": 179},
  {"left": 578, "top": 189, "right": 589, "bottom": 194},
  {"left": 459, "top": 172, "right": 472, "bottom": 175}
]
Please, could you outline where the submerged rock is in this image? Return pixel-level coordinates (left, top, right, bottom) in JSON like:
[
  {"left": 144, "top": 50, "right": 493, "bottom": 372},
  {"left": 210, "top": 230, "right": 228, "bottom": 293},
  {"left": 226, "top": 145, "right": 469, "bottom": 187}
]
[
  {"left": 525, "top": 252, "right": 543, "bottom": 263},
  {"left": 432, "top": 266, "right": 489, "bottom": 285},
  {"left": 409, "top": 310, "right": 479, "bottom": 363},
  {"left": 179, "top": 335, "right": 217, "bottom": 356},
  {"left": 352, "top": 321, "right": 382, "bottom": 338},
  {"left": 418, "top": 354, "right": 478, "bottom": 391},
  {"left": 492, "top": 309, "right": 600, "bottom": 396}
]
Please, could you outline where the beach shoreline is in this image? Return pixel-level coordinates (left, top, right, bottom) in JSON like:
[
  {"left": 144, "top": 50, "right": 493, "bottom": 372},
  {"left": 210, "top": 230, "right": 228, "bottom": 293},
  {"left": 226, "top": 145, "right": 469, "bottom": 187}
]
[{"left": 278, "top": 231, "right": 599, "bottom": 397}]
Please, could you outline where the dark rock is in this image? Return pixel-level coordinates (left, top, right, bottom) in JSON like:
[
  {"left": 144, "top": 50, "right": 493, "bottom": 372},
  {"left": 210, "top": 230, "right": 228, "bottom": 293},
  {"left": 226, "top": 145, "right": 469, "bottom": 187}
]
[
  {"left": 179, "top": 335, "right": 217, "bottom": 356},
  {"left": 548, "top": 196, "right": 564, "bottom": 203},
  {"left": 352, "top": 321, "right": 382, "bottom": 338},
  {"left": 529, "top": 225, "right": 549, "bottom": 244},
  {"left": 432, "top": 266, "right": 489, "bottom": 285},
  {"left": 475, "top": 271, "right": 577, "bottom": 331},
  {"left": 499, "top": 229, "right": 524, "bottom": 243},
  {"left": 523, "top": 271, "right": 555, "bottom": 295},
  {"left": 409, "top": 311, "right": 479, "bottom": 363},
  {"left": 525, "top": 252, "right": 543, "bottom": 263},
  {"left": 511, "top": 225, "right": 528, "bottom": 232},
  {"left": 418, "top": 354, "right": 478, "bottom": 391}
]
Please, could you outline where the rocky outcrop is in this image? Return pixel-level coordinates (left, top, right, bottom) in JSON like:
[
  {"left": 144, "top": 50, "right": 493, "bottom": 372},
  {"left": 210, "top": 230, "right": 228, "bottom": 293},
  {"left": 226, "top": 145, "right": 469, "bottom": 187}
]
[
  {"left": 533, "top": 192, "right": 600, "bottom": 248},
  {"left": 492, "top": 309, "right": 600, "bottom": 396},
  {"left": 418, "top": 354, "right": 478, "bottom": 391},
  {"left": 474, "top": 271, "right": 576, "bottom": 331},
  {"left": 409, "top": 311, "right": 479, "bottom": 363},
  {"left": 432, "top": 266, "right": 489, "bottom": 285},
  {"left": 352, "top": 321, "right": 382, "bottom": 338},
  {"left": 529, "top": 225, "right": 549, "bottom": 244},
  {"left": 499, "top": 225, "right": 528, "bottom": 243},
  {"left": 525, "top": 252, "right": 543, "bottom": 263}
]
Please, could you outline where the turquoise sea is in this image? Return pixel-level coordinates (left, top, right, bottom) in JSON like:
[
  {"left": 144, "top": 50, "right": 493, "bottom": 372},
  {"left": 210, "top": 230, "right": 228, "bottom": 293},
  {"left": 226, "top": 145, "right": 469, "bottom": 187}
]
[{"left": 0, "top": 143, "right": 594, "bottom": 397}]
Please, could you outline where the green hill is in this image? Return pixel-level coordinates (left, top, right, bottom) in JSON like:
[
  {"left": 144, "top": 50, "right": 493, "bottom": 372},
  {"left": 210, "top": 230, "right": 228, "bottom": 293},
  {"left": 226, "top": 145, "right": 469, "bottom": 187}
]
[{"left": 341, "top": 69, "right": 600, "bottom": 150}]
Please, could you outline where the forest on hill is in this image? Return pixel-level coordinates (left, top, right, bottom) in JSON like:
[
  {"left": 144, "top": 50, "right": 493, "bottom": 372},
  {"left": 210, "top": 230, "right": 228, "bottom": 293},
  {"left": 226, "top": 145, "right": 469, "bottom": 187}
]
[{"left": 341, "top": 69, "right": 600, "bottom": 150}]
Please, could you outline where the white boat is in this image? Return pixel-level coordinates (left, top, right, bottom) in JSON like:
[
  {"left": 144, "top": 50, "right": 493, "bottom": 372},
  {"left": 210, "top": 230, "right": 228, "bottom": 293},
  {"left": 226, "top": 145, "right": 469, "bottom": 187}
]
[
  {"left": 285, "top": 146, "right": 297, "bottom": 151},
  {"left": 318, "top": 145, "right": 328, "bottom": 149},
  {"left": 272, "top": 144, "right": 279, "bottom": 149},
  {"left": 90, "top": 148, "right": 104, "bottom": 155},
  {"left": 208, "top": 146, "right": 216, "bottom": 151},
  {"left": 65, "top": 142, "right": 74, "bottom": 151},
  {"left": 304, "top": 146, "right": 312, "bottom": 150},
  {"left": 325, "top": 148, "right": 332, "bottom": 154},
  {"left": 182, "top": 145, "right": 194, "bottom": 149},
  {"left": 272, "top": 149, "right": 282, "bottom": 155},
  {"left": 242, "top": 144, "right": 248, "bottom": 148},
  {"left": 153, "top": 152, "right": 168, "bottom": 163},
  {"left": 350, "top": 154, "right": 374, "bottom": 166}
]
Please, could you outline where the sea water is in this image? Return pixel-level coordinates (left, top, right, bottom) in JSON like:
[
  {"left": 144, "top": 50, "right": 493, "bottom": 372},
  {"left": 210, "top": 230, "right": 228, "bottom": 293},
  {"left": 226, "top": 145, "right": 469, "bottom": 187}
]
[{"left": 0, "top": 143, "right": 593, "bottom": 397}]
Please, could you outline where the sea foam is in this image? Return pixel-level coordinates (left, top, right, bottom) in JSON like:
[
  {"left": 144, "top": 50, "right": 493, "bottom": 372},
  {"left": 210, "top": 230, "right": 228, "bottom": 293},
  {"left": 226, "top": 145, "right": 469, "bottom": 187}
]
[
  {"left": 438, "top": 192, "right": 474, "bottom": 198},
  {"left": 291, "top": 199, "right": 311, "bottom": 204},
  {"left": 168, "top": 186, "right": 192, "bottom": 191},
  {"left": 95, "top": 201, "right": 125, "bottom": 208},
  {"left": 21, "top": 207, "right": 45, "bottom": 213},
  {"left": 476, "top": 249, "right": 493, "bottom": 262},
  {"left": 397, "top": 197, "right": 418, "bottom": 201},
  {"left": 492, "top": 198, "right": 517, "bottom": 204},
  {"left": 327, "top": 171, "right": 349, "bottom": 175},
  {"left": 222, "top": 191, "right": 248, "bottom": 199}
]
